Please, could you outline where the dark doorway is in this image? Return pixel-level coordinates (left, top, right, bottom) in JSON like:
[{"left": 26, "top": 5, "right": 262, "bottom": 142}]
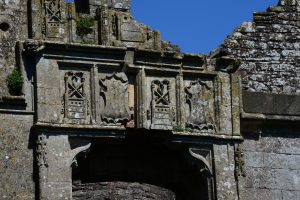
[{"left": 72, "top": 137, "right": 210, "bottom": 200}]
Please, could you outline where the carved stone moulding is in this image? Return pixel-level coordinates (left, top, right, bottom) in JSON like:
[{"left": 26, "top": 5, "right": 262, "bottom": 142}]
[{"left": 36, "top": 134, "right": 48, "bottom": 168}]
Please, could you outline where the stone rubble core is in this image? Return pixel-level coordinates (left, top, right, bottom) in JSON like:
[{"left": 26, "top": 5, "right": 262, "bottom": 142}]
[{"left": 0, "top": 0, "right": 299, "bottom": 200}]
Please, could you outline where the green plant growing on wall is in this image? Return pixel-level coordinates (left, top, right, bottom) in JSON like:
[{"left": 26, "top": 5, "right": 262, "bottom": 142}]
[
  {"left": 6, "top": 68, "right": 23, "bottom": 96},
  {"left": 173, "top": 124, "right": 185, "bottom": 132},
  {"left": 77, "top": 17, "right": 94, "bottom": 37}
]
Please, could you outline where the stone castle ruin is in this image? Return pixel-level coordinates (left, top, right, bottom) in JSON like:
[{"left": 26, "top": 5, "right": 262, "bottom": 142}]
[{"left": 0, "top": 0, "right": 299, "bottom": 199}]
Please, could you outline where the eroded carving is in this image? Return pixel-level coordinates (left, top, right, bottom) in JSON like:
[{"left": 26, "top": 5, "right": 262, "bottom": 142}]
[
  {"left": 44, "top": 0, "right": 63, "bottom": 38},
  {"left": 189, "top": 148, "right": 213, "bottom": 175},
  {"left": 235, "top": 144, "right": 246, "bottom": 177},
  {"left": 150, "top": 80, "right": 174, "bottom": 130},
  {"left": 99, "top": 72, "right": 130, "bottom": 124},
  {"left": 36, "top": 134, "right": 48, "bottom": 167},
  {"left": 70, "top": 140, "right": 91, "bottom": 167},
  {"left": 185, "top": 80, "right": 215, "bottom": 132},
  {"left": 23, "top": 39, "right": 45, "bottom": 55},
  {"left": 64, "top": 72, "right": 87, "bottom": 120},
  {"left": 188, "top": 148, "right": 215, "bottom": 200}
]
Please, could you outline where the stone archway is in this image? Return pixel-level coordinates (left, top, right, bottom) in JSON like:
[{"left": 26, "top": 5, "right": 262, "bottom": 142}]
[{"left": 72, "top": 138, "right": 214, "bottom": 200}]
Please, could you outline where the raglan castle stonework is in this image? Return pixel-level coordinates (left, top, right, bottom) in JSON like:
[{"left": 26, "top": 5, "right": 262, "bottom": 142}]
[{"left": 0, "top": 0, "right": 299, "bottom": 199}]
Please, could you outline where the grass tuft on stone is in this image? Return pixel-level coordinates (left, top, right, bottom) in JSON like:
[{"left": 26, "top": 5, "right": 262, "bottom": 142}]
[
  {"left": 77, "top": 17, "right": 94, "bottom": 36},
  {"left": 6, "top": 68, "right": 23, "bottom": 96}
]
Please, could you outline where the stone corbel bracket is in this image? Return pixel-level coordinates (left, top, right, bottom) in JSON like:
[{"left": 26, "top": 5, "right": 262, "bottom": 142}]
[
  {"left": 69, "top": 140, "right": 91, "bottom": 167},
  {"left": 208, "top": 46, "right": 241, "bottom": 73},
  {"left": 189, "top": 148, "right": 213, "bottom": 176},
  {"left": 23, "top": 39, "right": 45, "bottom": 56}
]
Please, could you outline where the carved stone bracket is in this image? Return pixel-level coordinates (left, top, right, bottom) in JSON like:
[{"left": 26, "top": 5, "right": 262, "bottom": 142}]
[
  {"left": 23, "top": 39, "right": 45, "bottom": 55},
  {"left": 188, "top": 148, "right": 215, "bottom": 200},
  {"left": 69, "top": 140, "right": 91, "bottom": 167},
  {"left": 189, "top": 148, "right": 213, "bottom": 176}
]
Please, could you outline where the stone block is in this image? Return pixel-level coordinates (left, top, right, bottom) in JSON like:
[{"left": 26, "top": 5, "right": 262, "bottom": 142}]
[
  {"left": 0, "top": 172, "right": 35, "bottom": 198},
  {"left": 244, "top": 152, "right": 264, "bottom": 168},
  {"left": 243, "top": 91, "right": 300, "bottom": 116},
  {"left": 282, "top": 190, "right": 300, "bottom": 200},
  {"left": 263, "top": 153, "right": 300, "bottom": 170},
  {"left": 244, "top": 188, "right": 282, "bottom": 200},
  {"left": 245, "top": 167, "right": 276, "bottom": 189},
  {"left": 273, "top": 169, "right": 300, "bottom": 190},
  {"left": 260, "top": 136, "right": 300, "bottom": 155}
]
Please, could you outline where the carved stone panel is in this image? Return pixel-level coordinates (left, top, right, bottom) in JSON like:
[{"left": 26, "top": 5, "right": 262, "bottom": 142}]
[
  {"left": 61, "top": 70, "right": 91, "bottom": 124},
  {"left": 120, "top": 15, "right": 145, "bottom": 43},
  {"left": 146, "top": 77, "right": 176, "bottom": 130},
  {"left": 43, "top": 0, "right": 64, "bottom": 38},
  {"left": 99, "top": 72, "right": 130, "bottom": 125},
  {"left": 184, "top": 79, "right": 216, "bottom": 133}
]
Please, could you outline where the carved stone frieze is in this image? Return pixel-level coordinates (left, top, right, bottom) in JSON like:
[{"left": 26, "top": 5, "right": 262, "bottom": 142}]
[
  {"left": 150, "top": 80, "right": 174, "bottom": 130},
  {"left": 99, "top": 72, "right": 130, "bottom": 125},
  {"left": 36, "top": 134, "right": 48, "bottom": 167},
  {"left": 185, "top": 79, "right": 215, "bottom": 133},
  {"left": 64, "top": 72, "right": 88, "bottom": 121}
]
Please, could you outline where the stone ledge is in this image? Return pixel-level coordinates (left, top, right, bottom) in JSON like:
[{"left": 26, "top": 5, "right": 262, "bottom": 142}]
[
  {"left": 241, "top": 112, "right": 300, "bottom": 121},
  {"left": 0, "top": 95, "right": 27, "bottom": 110},
  {"left": 242, "top": 91, "right": 300, "bottom": 116}
]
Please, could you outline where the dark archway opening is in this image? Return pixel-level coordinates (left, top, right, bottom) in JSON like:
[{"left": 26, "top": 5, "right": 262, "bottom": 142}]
[{"left": 72, "top": 136, "right": 211, "bottom": 200}]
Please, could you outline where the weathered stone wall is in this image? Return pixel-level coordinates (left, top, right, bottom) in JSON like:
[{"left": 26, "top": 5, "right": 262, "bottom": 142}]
[
  {"left": 242, "top": 133, "right": 300, "bottom": 200},
  {"left": 0, "top": 113, "right": 34, "bottom": 199},
  {"left": 0, "top": 0, "right": 28, "bottom": 96},
  {"left": 72, "top": 182, "right": 176, "bottom": 200},
  {"left": 0, "top": 1, "right": 33, "bottom": 199},
  {"left": 225, "top": 0, "right": 300, "bottom": 94},
  {"left": 224, "top": 1, "right": 300, "bottom": 199}
]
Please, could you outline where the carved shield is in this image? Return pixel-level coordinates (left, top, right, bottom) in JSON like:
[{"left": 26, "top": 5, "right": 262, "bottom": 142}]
[
  {"left": 99, "top": 72, "right": 130, "bottom": 124},
  {"left": 185, "top": 80, "right": 215, "bottom": 132}
]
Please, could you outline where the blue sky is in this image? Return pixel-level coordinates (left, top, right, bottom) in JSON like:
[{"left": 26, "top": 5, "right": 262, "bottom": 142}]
[{"left": 131, "top": 0, "right": 278, "bottom": 53}]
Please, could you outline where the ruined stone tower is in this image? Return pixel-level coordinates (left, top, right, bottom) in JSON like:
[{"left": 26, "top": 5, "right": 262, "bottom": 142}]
[{"left": 0, "top": 0, "right": 299, "bottom": 199}]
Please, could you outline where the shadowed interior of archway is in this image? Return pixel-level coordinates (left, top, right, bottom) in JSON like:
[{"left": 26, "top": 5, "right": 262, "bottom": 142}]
[{"left": 72, "top": 137, "right": 210, "bottom": 200}]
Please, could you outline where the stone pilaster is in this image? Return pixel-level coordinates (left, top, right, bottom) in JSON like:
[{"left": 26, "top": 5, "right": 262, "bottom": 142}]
[
  {"left": 36, "top": 134, "right": 91, "bottom": 200},
  {"left": 213, "top": 144, "right": 239, "bottom": 200}
]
